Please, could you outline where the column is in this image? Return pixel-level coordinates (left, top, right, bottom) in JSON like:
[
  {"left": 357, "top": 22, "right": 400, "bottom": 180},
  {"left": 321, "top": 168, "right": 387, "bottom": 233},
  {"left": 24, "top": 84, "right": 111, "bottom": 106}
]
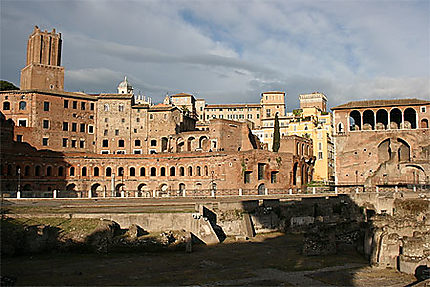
[{"left": 239, "top": 188, "right": 242, "bottom": 196}]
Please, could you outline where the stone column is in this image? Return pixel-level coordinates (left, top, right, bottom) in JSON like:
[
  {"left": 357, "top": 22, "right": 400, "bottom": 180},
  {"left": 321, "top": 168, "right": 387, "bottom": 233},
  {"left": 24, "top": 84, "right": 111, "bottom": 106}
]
[
  {"left": 264, "top": 188, "right": 268, "bottom": 196},
  {"left": 239, "top": 188, "right": 242, "bottom": 196}
]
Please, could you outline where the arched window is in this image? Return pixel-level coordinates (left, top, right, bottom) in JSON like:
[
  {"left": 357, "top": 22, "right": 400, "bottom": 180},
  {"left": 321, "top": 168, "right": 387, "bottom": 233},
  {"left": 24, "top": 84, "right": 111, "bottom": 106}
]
[
  {"left": 421, "top": 118, "right": 429, "bottom": 129},
  {"left": 140, "top": 167, "right": 146, "bottom": 176},
  {"left": 3, "top": 101, "right": 10, "bottom": 110},
  {"left": 196, "top": 166, "right": 201, "bottom": 176},
  {"left": 104, "top": 104, "right": 109, "bottom": 111},
  {"left": 70, "top": 167, "right": 75, "bottom": 176},
  {"left": 106, "top": 167, "right": 112, "bottom": 177},
  {"left": 390, "top": 108, "right": 402, "bottom": 129},
  {"left": 160, "top": 167, "right": 166, "bottom": 176},
  {"left": 19, "top": 101, "right": 27, "bottom": 110},
  {"left": 46, "top": 166, "right": 52, "bottom": 176},
  {"left": 24, "top": 165, "right": 31, "bottom": 176},
  {"left": 337, "top": 123, "right": 344, "bottom": 133},
  {"left": 404, "top": 108, "right": 417, "bottom": 129},
  {"left": 93, "top": 167, "right": 99, "bottom": 176},
  {"left": 35, "top": 165, "right": 41, "bottom": 176},
  {"left": 188, "top": 166, "right": 193, "bottom": 176},
  {"left": 376, "top": 109, "right": 388, "bottom": 130},
  {"left": 349, "top": 110, "right": 361, "bottom": 131},
  {"left": 58, "top": 166, "right": 64, "bottom": 176},
  {"left": 204, "top": 166, "right": 208, "bottom": 176},
  {"left": 82, "top": 167, "right": 87, "bottom": 176},
  {"left": 179, "top": 167, "right": 185, "bottom": 176},
  {"left": 129, "top": 167, "right": 135, "bottom": 176},
  {"left": 150, "top": 167, "right": 156, "bottom": 176},
  {"left": 170, "top": 166, "right": 175, "bottom": 176},
  {"left": 118, "top": 167, "right": 124, "bottom": 176},
  {"left": 296, "top": 142, "right": 300, "bottom": 155},
  {"left": 363, "top": 110, "right": 375, "bottom": 130},
  {"left": 7, "top": 164, "right": 12, "bottom": 176}
]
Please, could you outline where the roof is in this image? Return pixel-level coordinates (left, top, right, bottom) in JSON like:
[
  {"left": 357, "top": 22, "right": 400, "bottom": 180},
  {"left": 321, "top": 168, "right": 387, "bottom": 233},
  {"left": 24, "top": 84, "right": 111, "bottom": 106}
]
[
  {"left": 97, "top": 93, "right": 133, "bottom": 99},
  {"left": 206, "top": 104, "right": 261, "bottom": 109},
  {"left": 171, "top": 93, "right": 194, "bottom": 97},
  {"left": 0, "top": 89, "right": 97, "bottom": 100},
  {"left": 331, "top": 98, "right": 430, "bottom": 110},
  {"left": 261, "top": 91, "right": 285, "bottom": 95}
]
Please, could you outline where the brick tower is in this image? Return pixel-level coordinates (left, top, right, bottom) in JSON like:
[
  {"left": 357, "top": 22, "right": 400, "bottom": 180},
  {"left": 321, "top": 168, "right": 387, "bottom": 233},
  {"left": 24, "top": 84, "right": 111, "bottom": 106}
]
[{"left": 20, "top": 26, "right": 64, "bottom": 91}]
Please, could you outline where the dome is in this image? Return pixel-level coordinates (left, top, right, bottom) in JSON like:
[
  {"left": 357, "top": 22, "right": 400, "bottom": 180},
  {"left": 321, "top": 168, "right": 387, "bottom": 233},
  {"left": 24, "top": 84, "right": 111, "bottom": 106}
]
[
  {"left": 118, "top": 76, "right": 132, "bottom": 88},
  {"left": 117, "top": 76, "right": 133, "bottom": 94}
]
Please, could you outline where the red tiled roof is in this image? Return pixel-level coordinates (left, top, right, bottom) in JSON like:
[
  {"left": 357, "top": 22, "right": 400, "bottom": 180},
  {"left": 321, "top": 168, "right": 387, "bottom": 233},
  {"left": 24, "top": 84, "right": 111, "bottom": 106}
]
[{"left": 331, "top": 98, "right": 430, "bottom": 110}]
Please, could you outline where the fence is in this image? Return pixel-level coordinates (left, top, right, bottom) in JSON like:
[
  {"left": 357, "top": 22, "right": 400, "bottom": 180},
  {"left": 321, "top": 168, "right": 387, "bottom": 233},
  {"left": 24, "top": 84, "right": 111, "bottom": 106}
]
[{"left": 2, "top": 184, "right": 429, "bottom": 199}]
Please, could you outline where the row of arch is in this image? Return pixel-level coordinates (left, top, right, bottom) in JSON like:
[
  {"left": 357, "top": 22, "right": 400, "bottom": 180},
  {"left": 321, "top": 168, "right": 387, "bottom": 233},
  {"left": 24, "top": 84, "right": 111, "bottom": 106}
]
[
  {"left": 341, "top": 108, "right": 428, "bottom": 132},
  {"left": 296, "top": 142, "right": 312, "bottom": 156},
  {"left": 1, "top": 164, "right": 65, "bottom": 177},
  {"left": 292, "top": 162, "right": 312, "bottom": 186}
]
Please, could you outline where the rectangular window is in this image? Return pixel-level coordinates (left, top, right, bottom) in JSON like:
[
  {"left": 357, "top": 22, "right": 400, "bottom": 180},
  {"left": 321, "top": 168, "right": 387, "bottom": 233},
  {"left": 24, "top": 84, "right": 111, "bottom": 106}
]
[
  {"left": 104, "top": 118, "right": 108, "bottom": 123},
  {"left": 104, "top": 129, "right": 108, "bottom": 136},
  {"left": 80, "top": 123, "right": 85, "bottom": 132},
  {"left": 17, "top": 135, "right": 23, "bottom": 142},
  {"left": 80, "top": 140, "right": 85, "bottom": 148},
  {"left": 72, "top": 123, "right": 77, "bottom": 132},
  {"left": 115, "top": 129, "right": 119, "bottom": 136},
  {"left": 64, "top": 100, "right": 69, "bottom": 108},
  {"left": 81, "top": 102, "right": 86, "bottom": 110},
  {"left": 318, "top": 142, "right": 322, "bottom": 151},
  {"left": 136, "top": 118, "right": 140, "bottom": 122},
  {"left": 421, "top": 106, "right": 426, "bottom": 113},
  {"left": 244, "top": 171, "right": 252, "bottom": 184},
  {"left": 257, "top": 114, "right": 260, "bottom": 119},
  {"left": 90, "top": 103, "right": 94, "bottom": 110},
  {"left": 119, "top": 105, "right": 124, "bottom": 112},
  {"left": 271, "top": 171, "right": 278, "bottom": 184},
  {"left": 101, "top": 150, "right": 109, "bottom": 154},
  {"left": 318, "top": 152, "right": 323, "bottom": 159},
  {"left": 118, "top": 139, "right": 125, "bottom": 147},
  {"left": 62, "top": 138, "right": 68, "bottom": 147},
  {"left": 135, "top": 139, "right": 141, "bottom": 146},
  {"left": 43, "top": 119, "right": 49, "bottom": 129},
  {"left": 18, "top": 119, "right": 27, "bottom": 127},
  {"left": 72, "top": 101, "right": 77, "bottom": 109},
  {"left": 133, "top": 149, "right": 142, "bottom": 154},
  {"left": 258, "top": 163, "right": 265, "bottom": 180},
  {"left": 42, "top": 137, "right": 48, "bottom": 146},
  {"left": 71, "top": 139, "right": 77, "bottom": 148},
  {"left": 102, "top": 139, "right": 109, "bottom": 147},
  {"left": 63, "top": 122, "right": 69, "bottom": 131},
  {"left": 150, "top": 114, "right": 153, "bottom": 120},
  {"left": 43, "top": 101, "right": 50, "bottom": 111},
  {"left": 88, "top": 125, "right": 94, "bottom": 134}
]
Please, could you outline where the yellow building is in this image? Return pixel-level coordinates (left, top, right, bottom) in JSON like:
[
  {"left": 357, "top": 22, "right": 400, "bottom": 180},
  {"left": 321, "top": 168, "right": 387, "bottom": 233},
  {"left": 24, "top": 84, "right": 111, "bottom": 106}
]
[{"left": 258, "top": 93, "right": 334, "bottom": 183}]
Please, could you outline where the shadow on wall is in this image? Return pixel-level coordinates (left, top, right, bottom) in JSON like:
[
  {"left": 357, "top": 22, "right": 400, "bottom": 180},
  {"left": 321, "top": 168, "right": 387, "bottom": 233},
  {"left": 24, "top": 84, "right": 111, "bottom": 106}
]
[{"left": 0, "top": 112, "right": 71, "bottom": 198}]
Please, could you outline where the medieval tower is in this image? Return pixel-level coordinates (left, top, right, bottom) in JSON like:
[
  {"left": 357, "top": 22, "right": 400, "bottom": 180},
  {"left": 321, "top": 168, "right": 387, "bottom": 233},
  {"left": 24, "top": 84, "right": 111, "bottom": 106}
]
[{"left": 20, "top": 26, "right": 64, "bottom": 91}]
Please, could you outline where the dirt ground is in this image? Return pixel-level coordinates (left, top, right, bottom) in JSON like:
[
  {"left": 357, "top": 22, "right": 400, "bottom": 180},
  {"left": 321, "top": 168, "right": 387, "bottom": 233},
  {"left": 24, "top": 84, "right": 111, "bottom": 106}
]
[{"left": 1, "top": 232, "right": 416, "bottom": 286}]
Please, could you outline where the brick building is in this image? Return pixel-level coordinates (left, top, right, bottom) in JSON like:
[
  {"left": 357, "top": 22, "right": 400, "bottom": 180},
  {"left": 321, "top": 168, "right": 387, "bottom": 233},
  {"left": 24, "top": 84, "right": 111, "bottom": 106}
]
[
  {"left": 0, "top": 26, "right": 315, "bottom": 197},
  {"left": 332, "top": 99, "right": 430, "bottom": 189}
]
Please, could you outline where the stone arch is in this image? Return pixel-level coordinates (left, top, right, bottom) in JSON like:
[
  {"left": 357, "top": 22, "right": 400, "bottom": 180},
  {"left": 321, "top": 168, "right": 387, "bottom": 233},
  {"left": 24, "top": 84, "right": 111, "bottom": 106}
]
[
  {"left": 421, "top": 118, "right": 429, "bottom": 128},
  {"left": 337, "top": 122, "right": 344, "bottom": 133},
  {"left": 378, "top": 138, "right": 391, "bottom": 163},
  {"left": 401, "top": 165, "right": 426, "bottom": 184},
  {"left": 199, "top": 136, "right": 209, "bottom": 150},
  {"left": 349, "top": 110, "right": 361, "bottom": 131},
  {"left": 187, "top": 136, "right": 195, "bottom": 152},
  {"left": 404, "top": 108, "right": 417, "bottom": 129},
  {"left": 292, "top": 162, "right": 299, "bottom": 185},
  {"left": 363, "top": 110, "right": 375, "bottom": 130},
  {"left": 390, "top": 108, "right": 402, "bottom": 129},
  {"left": 376, "top": 109, "right": 388, "bottom": 130},
  {"left": 150, "top": 167, "right": 156, "bottom": 176},
  {"left": 137, "top": 183, "right": 150, "bottom": 197},
  {"left": 397, "top": 138, "right": 410, "bottom": 162},
  {"left": 24, "top": 165, "right": 31, "bottom": 176},
  {"left": 176, "top": 137, "right": 184, "bottom": 152},
  {"left": 90, "top": 183, "right": 103, "bottom": 197},
  {"left": 115, "top": 183, "right": 125, "bottom": 196},
  {"left": 66, "top": 183, "right": 76, "bottom": 191},
  {"left": 258, "top": 183, "right": 265, "bottom": 195},
  {"left": 140, "top": 167, "right": 146, "bottom": 176},
  {"left": 159, "top": 183, "right": 169, "bottom": 196},
  {"left": 301, "top": 164, "right": 306, "bottom": 185},
  {"left": 161, "top": 137, "right": 168, "bottom": 152}
]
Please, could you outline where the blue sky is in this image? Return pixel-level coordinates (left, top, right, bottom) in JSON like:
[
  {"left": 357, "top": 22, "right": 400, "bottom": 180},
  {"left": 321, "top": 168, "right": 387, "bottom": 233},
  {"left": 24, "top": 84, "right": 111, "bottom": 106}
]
[{"left": 1, "top": 0, "right": 429, "bottom": 110}]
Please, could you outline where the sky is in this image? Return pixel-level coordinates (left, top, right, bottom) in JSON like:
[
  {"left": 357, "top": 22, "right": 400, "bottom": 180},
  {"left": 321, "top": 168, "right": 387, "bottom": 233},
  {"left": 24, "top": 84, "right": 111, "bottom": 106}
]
[{"left": 1, "top": 0, "right": 429, "bottom": 110}]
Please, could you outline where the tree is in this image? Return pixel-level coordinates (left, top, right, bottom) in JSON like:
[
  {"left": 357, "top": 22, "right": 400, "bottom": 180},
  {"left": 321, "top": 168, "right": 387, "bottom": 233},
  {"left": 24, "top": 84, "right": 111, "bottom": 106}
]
[
  {"left": 0, "top": 80, "right": 19, "bottom": 91},
  {"left": 272, "top": 113, "right": 280, "bottom": 152}
]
